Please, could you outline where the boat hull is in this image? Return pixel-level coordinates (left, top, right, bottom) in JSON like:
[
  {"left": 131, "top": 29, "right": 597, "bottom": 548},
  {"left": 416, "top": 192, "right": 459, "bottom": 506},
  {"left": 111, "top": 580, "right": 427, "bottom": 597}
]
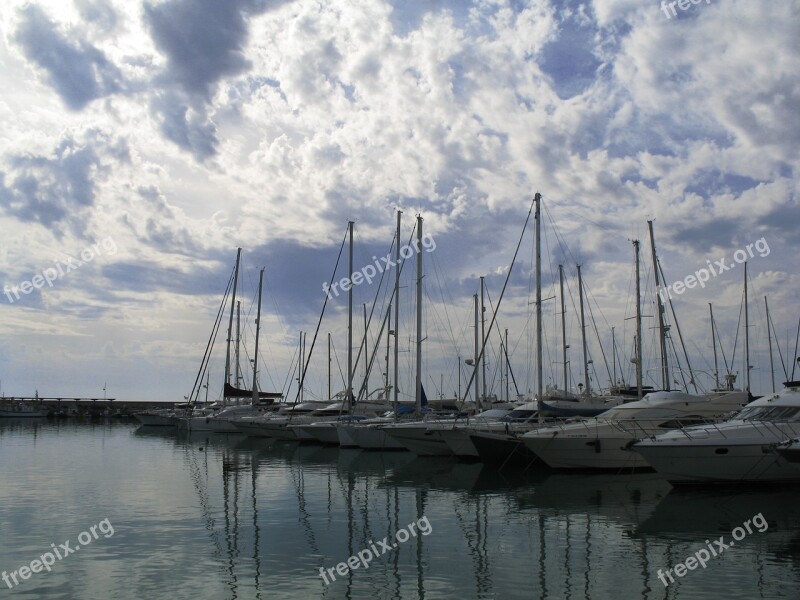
[
  {"left": 383, "top": 425, "right": 454, "bottom": 456},
  {"left": 469, "top": 431, "right": 540, "bottom": 466},
  {"left": 438, "top": 428, "right": 479, "bottom": 458},
  {"left": 522, "top": 432, "right": 649, "bottom": 470},
  {"left": 338, "top": 424, "right": 406, "bottom": 450}
]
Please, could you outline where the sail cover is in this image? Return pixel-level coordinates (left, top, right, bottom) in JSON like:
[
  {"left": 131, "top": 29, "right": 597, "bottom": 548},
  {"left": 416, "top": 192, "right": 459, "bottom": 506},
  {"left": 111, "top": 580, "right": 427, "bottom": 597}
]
[{"left": 224, "top": 382, "right": 282, "bottom": 401}]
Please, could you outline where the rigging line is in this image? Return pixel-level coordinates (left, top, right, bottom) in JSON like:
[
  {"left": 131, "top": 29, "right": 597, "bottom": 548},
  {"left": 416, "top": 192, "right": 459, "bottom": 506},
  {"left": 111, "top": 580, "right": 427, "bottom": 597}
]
[
  {"left": 330, "top": 336, "right": 347, "bottom": 395},
  {"left": 657, "top": 257, "right": 697, "bottom": 392},
  {"left": 484, "top": 286, "right": 521, "bottom": 396},
  {"left": 427, "top": 249, "right": 461, "bottom": 354},
  {"left": 355, "top": 221, "right": 422, "bottom": 404},
  {"left": 189, "top": 265, "right": 235, "bottom": 407},
  {"left": 280, "top": 342, "right": 299, "bottom": 398},
  {"left": 459, "top": 196, "right": 536, "bottom": 408},
  {"left": 767, "top": 305, "right": 788, "bottom": 379},
  {"left": 290, "top": 226, "right": 349, "bottom": 406}
]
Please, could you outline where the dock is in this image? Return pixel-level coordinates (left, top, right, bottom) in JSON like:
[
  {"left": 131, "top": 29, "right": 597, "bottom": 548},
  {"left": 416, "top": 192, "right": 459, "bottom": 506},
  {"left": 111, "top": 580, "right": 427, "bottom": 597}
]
[{"left": 0, "top": 397, "right": 174, "bottom": 418}]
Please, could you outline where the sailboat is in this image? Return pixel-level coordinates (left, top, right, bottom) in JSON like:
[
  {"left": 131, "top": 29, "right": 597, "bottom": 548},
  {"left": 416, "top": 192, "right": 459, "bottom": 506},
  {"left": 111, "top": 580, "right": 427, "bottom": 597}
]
[
  {"left": 177, "top": 251, "right": 282, "bottom": 432},
  {"left": 521, "top": 244, "right": 751, "bottom": 471}
]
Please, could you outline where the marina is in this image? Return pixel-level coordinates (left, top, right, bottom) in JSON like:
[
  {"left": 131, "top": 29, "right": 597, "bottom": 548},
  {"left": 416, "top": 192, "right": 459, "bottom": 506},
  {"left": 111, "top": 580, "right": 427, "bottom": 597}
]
[
  {"left": 1, "top": 418, "right": 798, "bottom": 599},
  {"left": 0, "top": 1, "right": 796, "bottom": 599}
]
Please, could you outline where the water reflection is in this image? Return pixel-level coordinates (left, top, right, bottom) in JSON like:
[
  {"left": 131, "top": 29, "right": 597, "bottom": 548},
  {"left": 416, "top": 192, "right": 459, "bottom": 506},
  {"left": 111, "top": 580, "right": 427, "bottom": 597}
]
[{"left": 2, "top": 421, "right": 799, "bottom": 599}]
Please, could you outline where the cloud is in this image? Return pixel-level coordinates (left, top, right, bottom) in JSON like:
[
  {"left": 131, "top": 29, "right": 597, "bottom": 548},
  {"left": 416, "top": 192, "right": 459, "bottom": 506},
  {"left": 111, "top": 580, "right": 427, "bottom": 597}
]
[
  {"left": 151, "top": 93, "right": 219, "bottom": 161},
  {"left": 143, "top": 0, "right": 286, "bottom": 100},
  {"left": 13, "top": 4, "right": 126, "bottom": 110},
  {"left": 0, "top": 130, "right": 128, "bottom": 235}
]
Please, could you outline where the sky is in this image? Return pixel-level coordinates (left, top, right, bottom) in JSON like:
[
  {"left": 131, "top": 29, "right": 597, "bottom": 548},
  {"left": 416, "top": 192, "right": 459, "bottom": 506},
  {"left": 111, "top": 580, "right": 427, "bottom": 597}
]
[{"left": 0, "top": 0, "right": 797, "bottom": 402}]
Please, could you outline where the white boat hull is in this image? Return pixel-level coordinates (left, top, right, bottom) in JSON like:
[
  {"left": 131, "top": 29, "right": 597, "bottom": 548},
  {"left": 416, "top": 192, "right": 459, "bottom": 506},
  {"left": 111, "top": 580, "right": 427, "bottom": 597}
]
[
  {"left": 438, "top": 428, "right": 479, "bottom": 458},
  {"left": 339, "top": 423, "right": 407, "bottom": 450},
  {"left": 383, "top": 424, "right": 454, "bottom": 456},
  {"left": 636, "top": 442, "right": 800, "bottom": 483},
  {"left": 523, "top": 431, "right": 649, "bottom": 470}
]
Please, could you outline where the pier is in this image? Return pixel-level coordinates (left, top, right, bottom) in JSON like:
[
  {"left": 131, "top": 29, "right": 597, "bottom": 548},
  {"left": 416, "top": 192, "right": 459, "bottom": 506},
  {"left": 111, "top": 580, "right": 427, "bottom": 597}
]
[{"left": 0, "top": 397, "right": 173, "bottom": 417}]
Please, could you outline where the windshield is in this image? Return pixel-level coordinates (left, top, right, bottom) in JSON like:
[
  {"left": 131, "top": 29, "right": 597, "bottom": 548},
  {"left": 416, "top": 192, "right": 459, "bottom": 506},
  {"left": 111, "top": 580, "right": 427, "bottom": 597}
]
[
  {"left": 733, "top": 405, "right": 800, "bottom": 422},
  {"left": 501, "top": 410, "right": 537, "bottom": 422}
]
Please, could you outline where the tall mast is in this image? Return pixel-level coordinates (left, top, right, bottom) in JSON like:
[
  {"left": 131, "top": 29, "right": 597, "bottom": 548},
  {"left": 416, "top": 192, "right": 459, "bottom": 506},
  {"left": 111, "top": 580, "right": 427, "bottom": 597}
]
[
  {"left": 473, "top": 293, "right": 480, "bottom": 409},
  {"left": 251, "top": 267, "right": 264, "bottom": 405},
  {"left": 385, "top": 304, "right": 392, "bottom": 395},
  {"left": 415, "top": 215, "right": 423, "bottom": 413},
  {"left": 347, "top": 221, "right": 354, "bottom": 410},
  {"left": 709, "top": 303, "right": 720, "bottom": 391},
  {"left": 577, "top": 265, "right": 590, "bottom": 396},
  {"left": 328, "top": 332, "right": 332, "bottom": 402},
  {"left": 223, "top": 248, "right": 242, "bottom": 405},
  {"left": 300, "top": 331, "right": 306, "bottom": 403},
  {"left": 634, "top": 240, "right": 643, "bottom": 399},
  {"left": 559, "top": 264, "right": 568, "bottom": 399},
  {"left": 648, "top": 221, "right": 669, "bottom": 390},
  {"left": 744, "top": 261, "right": 750, "bottom": 395},
  {"left": 765, "top": 296, "right": 776, "bottom": 393},
  {"left": 611, "top": 326, "right": 617, "bottom": 388},
  {"left": 534, "top": 193, "right": 543, "bottom": 420},
  {"left": 480, "top": 276, "right": 487, "bottom": 405},
  {"left": 393, "top": 211, "right": 401, "bottom": 415},
  {"left": 505, "top": 328, "right": 510, "bottom": 402},
  {"left": 235, "top": 301, "right": 242, "bottom": 388}
]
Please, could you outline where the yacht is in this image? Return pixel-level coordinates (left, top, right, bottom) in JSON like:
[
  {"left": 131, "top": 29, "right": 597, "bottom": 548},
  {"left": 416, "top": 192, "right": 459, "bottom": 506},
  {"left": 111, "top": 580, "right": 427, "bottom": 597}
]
[
  {"left": 634, "top": 381, "right": 800, "bottom": 483},
  {"left": 336, "top": 410, "right": 415, "bottom": 450},
  {"left": 521, "top": 389, "right": 749, "bottom": 470},
  {"left": 466, "top": 401, "right": 544, "bottom": 464}
]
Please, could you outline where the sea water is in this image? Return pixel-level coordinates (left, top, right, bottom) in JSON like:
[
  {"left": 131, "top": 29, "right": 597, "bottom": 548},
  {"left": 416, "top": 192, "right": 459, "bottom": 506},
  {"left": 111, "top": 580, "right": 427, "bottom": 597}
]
[{"left": 0, "top": 419, "right": 796, "bottom": 599}]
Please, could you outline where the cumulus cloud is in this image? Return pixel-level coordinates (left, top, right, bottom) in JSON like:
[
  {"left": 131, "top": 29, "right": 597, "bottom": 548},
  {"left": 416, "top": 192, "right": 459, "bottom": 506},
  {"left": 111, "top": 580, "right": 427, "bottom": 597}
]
[
  {"left": 0, "top": 130, "right": 129, "bottom": 235},
  {"left": 13, "top": 3, "right": 126, "bottom": 110}
]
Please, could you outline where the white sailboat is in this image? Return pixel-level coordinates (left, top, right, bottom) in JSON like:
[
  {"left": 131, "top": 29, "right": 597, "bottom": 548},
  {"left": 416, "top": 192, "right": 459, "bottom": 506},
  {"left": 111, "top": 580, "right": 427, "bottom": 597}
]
[{"left": 178, "top": 253, "right": 282, "bottom": 432}]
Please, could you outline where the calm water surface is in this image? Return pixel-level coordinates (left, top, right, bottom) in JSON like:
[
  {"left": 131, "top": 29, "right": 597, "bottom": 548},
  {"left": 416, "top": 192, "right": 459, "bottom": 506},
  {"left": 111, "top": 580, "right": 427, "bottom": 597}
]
[{"left": 0, "top": 420, "right": 798, "bottom": 599}]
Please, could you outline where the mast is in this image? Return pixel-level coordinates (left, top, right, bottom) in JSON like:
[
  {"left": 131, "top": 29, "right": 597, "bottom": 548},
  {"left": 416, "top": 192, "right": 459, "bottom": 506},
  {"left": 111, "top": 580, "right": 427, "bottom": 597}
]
[
  {"left": 534, "top": 193, "right": 543, "bottom": 420},
  {"left": 765, "top": 296, "right": 776, "bottom": 393},
  {"left": 415, "top": 215, "right": 423, "bottom": 413},
  {"left": 648, "top": 220, "right": 670, "bottom": 390},
  {"left": 300, "top": 331, "right": 306, "bottom": 403},
  {"left": 559, "top": 264, "right": 568, "bottom": 399},
  {"left": 473, "top": 293, "right": 480, "bottom": 408},
  {"left": 223, "top": 248, "right": 242, "bottom": 403},
  {"left": 709, "top": 303, "right": 720, "bottom": 391},
  {"left": 347, "top": 221, "right": 354, "bottom": 411},
  {"left": 328, "top": 332, "right": 332, "bottom": 402},
  {"left": 633, "top": 240, "right": 643, "bottom": 399},
  {"left": 611, "top": 326, "right": 617, "bottom": 389},
  {"left": 577, "top": 265, "right": 590, "bottom": 396},
  {"left": 505, "top": 328, "right": 510, "bottom": 402},
  {"left": 363, "top": 304, "right": 368, "bottom": 385},
  {"left": 235, "top": 301, "right": 241, "bottom": 388},
  {"left": 744, "top": 261, "right": 750, "bottom": 395},
  {"left": 393, "top": 210, "right": 401, "bottom": 415},
  {"left": 385, "top": 304, "right": 391, "bottom": 395},
  {"left": 251, "top": 267, "right": 264, "bottom": 405},
  {"left": 480, "top": 276, "right": 487, "bottom": 405}
]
